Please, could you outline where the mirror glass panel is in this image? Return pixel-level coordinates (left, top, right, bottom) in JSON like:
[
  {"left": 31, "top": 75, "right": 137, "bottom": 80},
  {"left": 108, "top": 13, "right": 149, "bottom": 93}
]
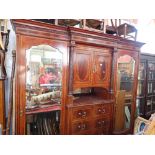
[
  {"left": 26, "top": 45, "right": 62, "bottom": 110},
  {"left": 114, "top": 55, "right": 135, "bottom": 132}
]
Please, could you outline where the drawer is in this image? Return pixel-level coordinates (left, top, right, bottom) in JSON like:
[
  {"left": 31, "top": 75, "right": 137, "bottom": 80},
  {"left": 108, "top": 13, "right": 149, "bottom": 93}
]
[
  {"left": 94, "top": 117, "right": 110, "bottom": 129},
  {"left": 94, "top": 104, "right": 111, "bottom": 116},
  {"left": 72, "top": 107, "right": 93, "bottom": 121},
  {"left": 71, "top": 130, "right": 93, "bottom": 135},
  {"left": 71, "top": 121, "right": 92, "bottom": 134},
  {"left": 93, "top": 128, "right": 110, "bottom": 135}
]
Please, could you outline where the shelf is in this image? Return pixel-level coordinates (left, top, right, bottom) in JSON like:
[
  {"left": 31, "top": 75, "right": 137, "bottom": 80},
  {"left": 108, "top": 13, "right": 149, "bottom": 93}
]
[{"left": 26, "top": 104, "right": 61, "bottom": 115}]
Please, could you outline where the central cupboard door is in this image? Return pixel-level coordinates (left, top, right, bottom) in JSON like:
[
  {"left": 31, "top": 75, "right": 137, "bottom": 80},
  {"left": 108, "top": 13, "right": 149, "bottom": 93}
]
[
  {"left": 73, "top": 48, "right": 93, "bottom": 88},
  {"left": 73, "top": 45, "right": 112, "bottom": 89},
  {"left": 93, "top": 51, "right": 112, "bottom": 88}
]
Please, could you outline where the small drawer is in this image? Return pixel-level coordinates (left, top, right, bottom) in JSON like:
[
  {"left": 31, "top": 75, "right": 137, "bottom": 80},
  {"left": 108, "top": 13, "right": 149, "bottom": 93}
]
[
  {"left": 72, "top": 107, "right": 92, "bottom": 121},
  {"left": 72, "top": 121, "right": 92, "bottom": 134},
  {"left": 94, "top": 117, "right": 110, "bottom": 129},
  {"left": 94, "top": 104, "right": 111, "bottom": 116}
]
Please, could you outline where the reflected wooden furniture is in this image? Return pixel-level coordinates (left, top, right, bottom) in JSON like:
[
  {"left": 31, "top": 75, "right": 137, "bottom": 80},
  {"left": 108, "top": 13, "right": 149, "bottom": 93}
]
[{"left": 12, "top": 19, "right": 144, "bottom": 135}]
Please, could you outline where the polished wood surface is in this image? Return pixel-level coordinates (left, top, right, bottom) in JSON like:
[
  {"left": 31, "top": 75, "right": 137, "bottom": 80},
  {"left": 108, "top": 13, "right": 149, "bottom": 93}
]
[
  {"left": 12, "top": 19, "right": 144, "bottom": 135},
  {"left": 12, "top": 20, "right": 69, "bottom": 135},
  {"left": 113, "top": 49, "right": 140, "bottom": 134},
  {"left": 73, "top": 48, "right": 92, "bottom": 88},
  {"left": 0, "top": 80, "right": 5, "bottom": 134},
  {"left": 73, "top": 45, "right": 112, "bottom": 89},
  {"left": 66, "top": 95, "right": 114, "bottom": 135}
]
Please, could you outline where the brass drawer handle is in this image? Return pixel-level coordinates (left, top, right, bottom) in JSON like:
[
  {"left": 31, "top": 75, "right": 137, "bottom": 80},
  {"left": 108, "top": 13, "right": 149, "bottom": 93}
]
[
  {"left": 78, "top": 111, "right": 87, "bottom": 117},
  {"left": 102, "top": 121, "right": 105, "bottom": 125},
  {"left": 77, "top": 124, "right": 86, "bottom": 130},
  {"left": 82, "top": 111, "right": 87, "bottom": 117},
  {"left": 102, "top": 109, "right": 105, "bottom": 113},
  {"left": 82, "top": 124, "right": 86, "bottom": 130}
]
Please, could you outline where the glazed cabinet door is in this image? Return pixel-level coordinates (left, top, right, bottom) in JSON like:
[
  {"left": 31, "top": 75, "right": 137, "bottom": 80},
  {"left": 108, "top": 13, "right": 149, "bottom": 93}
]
[
  {"left": 73, "top": 49, "right": 93, "bottom": 88},
  {"left": 113, "top": 50, "right": 139, "bottom": 134},
  {"left": 93, "top": 51, "right": 112, "bottom": 88}
]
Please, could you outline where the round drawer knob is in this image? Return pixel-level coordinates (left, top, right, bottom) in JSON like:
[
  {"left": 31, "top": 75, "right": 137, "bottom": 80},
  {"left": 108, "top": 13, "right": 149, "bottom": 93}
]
[
  {"left": 98, "top": 121, "right": 102, "bottom": 125},
  {"left": 98, "top": 109, "right": 102, "bottom": 113},
  {"left": 78, "top": 112, "right": 82, "bottom": 116},
  {"left": 77, "top": 125, "right": 81, "bottom": 129}
]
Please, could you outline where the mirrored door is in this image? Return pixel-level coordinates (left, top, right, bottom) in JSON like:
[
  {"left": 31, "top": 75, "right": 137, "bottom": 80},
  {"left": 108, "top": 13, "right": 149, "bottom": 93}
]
[
  {"left": 114, "top": 55, "right": 136, "bottom": 132},
  {"left": 25, "top": 44, "right": 62, "bottom": 135}
]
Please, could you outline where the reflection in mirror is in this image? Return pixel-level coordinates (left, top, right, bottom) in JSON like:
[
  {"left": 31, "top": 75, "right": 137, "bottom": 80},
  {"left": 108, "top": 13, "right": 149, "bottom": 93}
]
[
  {"left": 26, "top": 45, "right": 62, "bottom": 110},
  {"left": 117, "top": 55, "right": 135, "bottom": 94},
  {"left": 114, "top": 55, "right": 135, "bottom": 132}
]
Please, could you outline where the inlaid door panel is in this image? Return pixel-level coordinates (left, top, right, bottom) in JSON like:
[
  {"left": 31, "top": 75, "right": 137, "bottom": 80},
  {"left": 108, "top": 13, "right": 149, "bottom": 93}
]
[
  {"left": 93, "top": 51, "right": 112, "bottom": 88},
  {"left": 73, "top": 49, "right": 92, "bottom": 88}
]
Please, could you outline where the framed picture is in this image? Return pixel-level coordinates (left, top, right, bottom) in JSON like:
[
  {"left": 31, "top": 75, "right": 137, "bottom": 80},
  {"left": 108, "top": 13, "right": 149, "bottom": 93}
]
[{"left": 134, "top": 116, "right": 150, "bottom": 135}]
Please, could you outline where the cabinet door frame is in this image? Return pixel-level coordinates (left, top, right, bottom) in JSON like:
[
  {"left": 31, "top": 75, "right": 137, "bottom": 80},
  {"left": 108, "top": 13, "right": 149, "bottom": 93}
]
[
  {"left": 15, "top": 35, "right": 68, "bottom": 134},
  {"left": 73, "top": 46, "right": 93, "bottom": 89},
  {"left": 136, "top": 59, "right": 147, "bottom": 117},
  {"left": 92, "top": 50, "right": 112, "bottom": 89},
  {"left": 113, "top": 49, "right": 140, "bottom": 134}
]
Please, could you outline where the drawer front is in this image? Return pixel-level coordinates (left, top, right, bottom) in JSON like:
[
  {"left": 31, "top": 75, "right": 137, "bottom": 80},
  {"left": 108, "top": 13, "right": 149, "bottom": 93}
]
[
  {"left": 94, "top": 117, "right": 110, "bottom": 129},
  {"left": 72, "top": 121, "right": 92, "bottom": 134},
  {"left": 93, "top": 128, "right": 110, "bottom": 135},
  {"left": 71, "top": 130, "right": 93, "bottom": 135},
  {"left": 72, "top": 107, "right": 93, "bottom": 121},
  {"left": 94, "top": 104, "right": 111, "bottom": 116}
]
